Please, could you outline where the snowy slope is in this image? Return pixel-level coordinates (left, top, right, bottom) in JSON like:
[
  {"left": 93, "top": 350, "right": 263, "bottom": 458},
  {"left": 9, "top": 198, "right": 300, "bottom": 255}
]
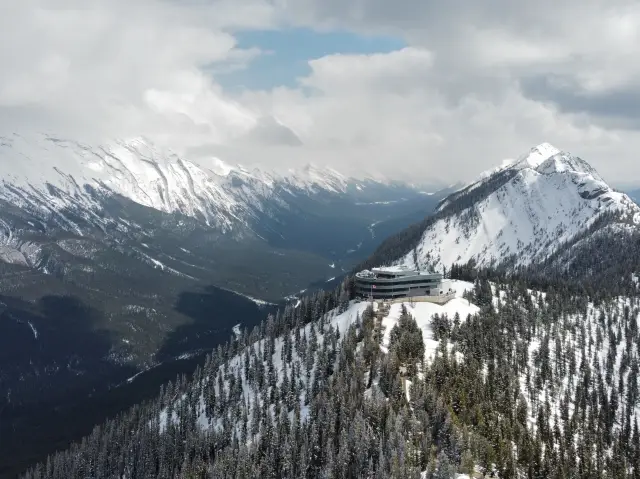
[
  {"left": 517, "top": 294, "right": 640, "bottom": 440},
  {"left": 397, "top": 143, "right": 640, "bottom": 270},
  {"left": 156, "top": 280, "right": 479, "bottom": 448},
  {"left": 159, "top": 282, "right": 476, "bottom": 428},
  {"left": 284, "top": 163, "right": 349, "bottom": 194},
  {"left": 157, "top": 297, "right": 377, "bottom": 433},
  {"left": 0, "top": 132, "right": 439, "bottom": 271},
  {"left": 379, "top": 280, "right": 478, "bottom": 361}
]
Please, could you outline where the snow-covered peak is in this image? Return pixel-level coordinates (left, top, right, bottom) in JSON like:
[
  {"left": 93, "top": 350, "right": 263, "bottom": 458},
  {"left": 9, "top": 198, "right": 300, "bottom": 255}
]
[
  {"left": 395, "top": 143, "right": 640, "bottom": 272},
  {"left": 210, "top": 158, "right": 234, "bottom": 177},
  {"left": 285, "top": 162, "right": 349, "bottom": 193},
  {"left": 454, "top": 143, "right": 564, "bottom": 196},
  {"left": 516, "top": 142, "right": 561, "bottom": 168},
  {"left": 510, "top": 143, "right": 603, "bottom": 181},
  {"left": 534, "top": 151, "right": 603, "bottom": 179},
  {"left": 454, "top": 143, "right": 607, "bottom": 202}
]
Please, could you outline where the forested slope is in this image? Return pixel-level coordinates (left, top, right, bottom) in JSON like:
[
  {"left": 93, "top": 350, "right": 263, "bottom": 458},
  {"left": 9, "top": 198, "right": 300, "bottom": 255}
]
[{"left": 23, "top": 271, "right": 640, "bottom": 478}]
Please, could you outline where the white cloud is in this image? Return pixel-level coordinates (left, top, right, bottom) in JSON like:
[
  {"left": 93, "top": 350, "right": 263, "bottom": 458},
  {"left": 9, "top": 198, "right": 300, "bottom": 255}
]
[
  {"left": 1, "top": 0, "right": 640, "bottom": 186},
  {"left": 0, "top": 0, "right": 272, "bottom": 146},
  {"left": 258, "top": 0, "right": 640, "bottom": 183}
]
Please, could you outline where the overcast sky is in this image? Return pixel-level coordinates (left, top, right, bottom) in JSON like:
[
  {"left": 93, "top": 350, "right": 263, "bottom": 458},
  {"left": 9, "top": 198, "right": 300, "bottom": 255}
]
[{"left": 1, "top": 0, "right": 640, "bottom": 186}]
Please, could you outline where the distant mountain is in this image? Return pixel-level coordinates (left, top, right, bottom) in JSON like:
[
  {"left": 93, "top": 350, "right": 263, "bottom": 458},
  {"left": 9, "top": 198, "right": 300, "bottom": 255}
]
[{"left": 362, "top": 142, "right": 640, "bottom": 274}]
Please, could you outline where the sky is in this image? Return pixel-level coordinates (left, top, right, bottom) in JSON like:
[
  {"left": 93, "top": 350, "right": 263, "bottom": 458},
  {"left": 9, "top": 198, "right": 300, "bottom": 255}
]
[{"left": 1, "top": 0, "right": 640, "bottom": 187}]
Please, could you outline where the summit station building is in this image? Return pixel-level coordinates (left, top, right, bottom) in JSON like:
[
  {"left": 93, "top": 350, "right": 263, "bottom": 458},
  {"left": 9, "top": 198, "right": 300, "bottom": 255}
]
[{"left": 355, "top": 265, "right": 444, "bottom": 300}]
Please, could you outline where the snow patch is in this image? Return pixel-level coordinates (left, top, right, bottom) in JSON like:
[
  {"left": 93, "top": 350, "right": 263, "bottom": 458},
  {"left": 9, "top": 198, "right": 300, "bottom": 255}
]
[
  {"left": 518, "top": 142, "right": 561, "bottom": 168},
  {"left": 211, "top": 158, "right": 233, "bottom": 177},
  {"left": 219, "top": 287, "right": 277, "bottom": 307},
  {"left": 27, "top": 321, "right": 38, "bottom": 340},
  {"left": 378, "top": 281, "right": 479, "bottom": 362},
  {"left": 232, "top": 324, "right": 241, "bottom": 338}
]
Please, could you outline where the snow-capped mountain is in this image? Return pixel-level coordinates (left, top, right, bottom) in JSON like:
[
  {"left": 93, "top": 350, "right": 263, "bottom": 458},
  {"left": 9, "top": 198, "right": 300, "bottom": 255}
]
[
  {"left": 368, "top": 142, "right": 640, "bottom": 272},
  {"left": 0, "top": 133, "right": 363, "bottom": 233}
]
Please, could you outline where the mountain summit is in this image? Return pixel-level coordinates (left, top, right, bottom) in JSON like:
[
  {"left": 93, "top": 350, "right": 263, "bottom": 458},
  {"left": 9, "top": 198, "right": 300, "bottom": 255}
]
[
  {"left": 514, "top": 142, "right": 604, "bottom": 180},
  {"left": 365, "top": 143, "right": 640, "bottom": 272}
]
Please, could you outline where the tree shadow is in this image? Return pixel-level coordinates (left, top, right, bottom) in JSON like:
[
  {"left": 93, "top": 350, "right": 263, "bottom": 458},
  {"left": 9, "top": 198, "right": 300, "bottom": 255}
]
[
  {"left": 0, "top": 294, "right": 136, "bottom": 478},
  {"left": 157, "top": 285, "right": 279, "bottom": 362}
]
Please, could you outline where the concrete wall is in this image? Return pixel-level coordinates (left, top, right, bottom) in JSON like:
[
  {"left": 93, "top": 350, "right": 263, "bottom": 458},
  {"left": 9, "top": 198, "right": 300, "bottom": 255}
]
[
  {"left": 361, "top": 291, "right": 457, "bottom": 305},
  {"left": 390, "top": 293, "right": 456, "bottom": 305}
]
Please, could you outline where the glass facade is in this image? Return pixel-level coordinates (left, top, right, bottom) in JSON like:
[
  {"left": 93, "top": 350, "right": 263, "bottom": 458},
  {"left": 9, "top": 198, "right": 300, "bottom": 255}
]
[{"left": 354, "top": 270, "right": 443, "bottom": 299}]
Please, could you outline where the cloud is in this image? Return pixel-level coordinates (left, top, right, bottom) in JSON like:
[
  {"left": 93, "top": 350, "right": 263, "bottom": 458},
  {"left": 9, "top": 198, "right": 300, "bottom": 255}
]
[
  {"left": 262, "top": 0, "right": 640, "bottom": 183},
  {"left": 1, "top": 0, "right": 640, "bottom": 186},
  {"left": 238, "top": 116, "right": 303, "bottom": 146},
  {"left": 520, "top": 75, "right": 640, "bottom": 128},
  {"left": 0, "top": 0, "right": 272, "bottom": 144}
]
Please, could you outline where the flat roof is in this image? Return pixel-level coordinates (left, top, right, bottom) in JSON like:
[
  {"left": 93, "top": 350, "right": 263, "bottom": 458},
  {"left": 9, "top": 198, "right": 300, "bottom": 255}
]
[
  {"left": 371, "top": 265, "right": 412, "bottom": 273},
  {"left": 356, "top": 265, "right": 441, "bottom": 278}
]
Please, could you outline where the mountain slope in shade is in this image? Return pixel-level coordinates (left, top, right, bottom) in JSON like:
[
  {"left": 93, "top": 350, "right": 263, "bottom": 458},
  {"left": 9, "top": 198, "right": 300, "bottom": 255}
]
[{"left": 391, "top": 143, "right": 640, "bottom": 271}]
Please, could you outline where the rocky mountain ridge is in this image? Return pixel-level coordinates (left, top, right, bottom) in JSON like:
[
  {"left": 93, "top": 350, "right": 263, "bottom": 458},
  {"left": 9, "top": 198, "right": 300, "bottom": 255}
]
[{"left": 383, "top": 142, "right": 640, "bottom": 272}]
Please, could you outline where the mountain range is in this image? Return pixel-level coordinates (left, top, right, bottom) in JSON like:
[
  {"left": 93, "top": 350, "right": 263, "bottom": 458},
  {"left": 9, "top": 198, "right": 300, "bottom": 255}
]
[{"left": 0, "top": 133, "right": 442, "bottom": 274}]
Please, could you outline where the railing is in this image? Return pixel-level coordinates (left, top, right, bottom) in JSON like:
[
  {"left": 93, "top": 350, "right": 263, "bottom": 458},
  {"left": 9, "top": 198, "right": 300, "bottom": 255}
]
[{"left": 384, "top": 291, "right": 457, "bottom": 305}]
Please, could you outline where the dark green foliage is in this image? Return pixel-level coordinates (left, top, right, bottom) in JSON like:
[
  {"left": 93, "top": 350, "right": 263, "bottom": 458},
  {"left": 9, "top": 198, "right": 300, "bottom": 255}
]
[
  {"left": 430, "top": 313, "right": 451, "bottom": 342},
  {"left": 389, "top": 305, "right": 425, "bottom": 369}
]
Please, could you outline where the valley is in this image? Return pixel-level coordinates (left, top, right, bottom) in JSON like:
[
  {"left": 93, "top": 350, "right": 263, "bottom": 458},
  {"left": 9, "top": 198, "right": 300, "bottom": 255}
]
[{"left": 628, "top": 188, "right": 640, "bottom": 205}]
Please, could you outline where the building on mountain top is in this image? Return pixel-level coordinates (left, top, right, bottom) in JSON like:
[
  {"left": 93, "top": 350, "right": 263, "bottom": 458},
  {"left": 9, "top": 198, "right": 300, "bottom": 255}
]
[{"left": 355, "top": 265, "right": 448, "bottom": 301}]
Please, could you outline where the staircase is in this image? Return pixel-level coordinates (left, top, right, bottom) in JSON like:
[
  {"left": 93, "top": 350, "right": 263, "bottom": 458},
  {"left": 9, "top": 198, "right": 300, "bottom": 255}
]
[{"left": 372, "top": 301, "right": 390, "bottom": 344}]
